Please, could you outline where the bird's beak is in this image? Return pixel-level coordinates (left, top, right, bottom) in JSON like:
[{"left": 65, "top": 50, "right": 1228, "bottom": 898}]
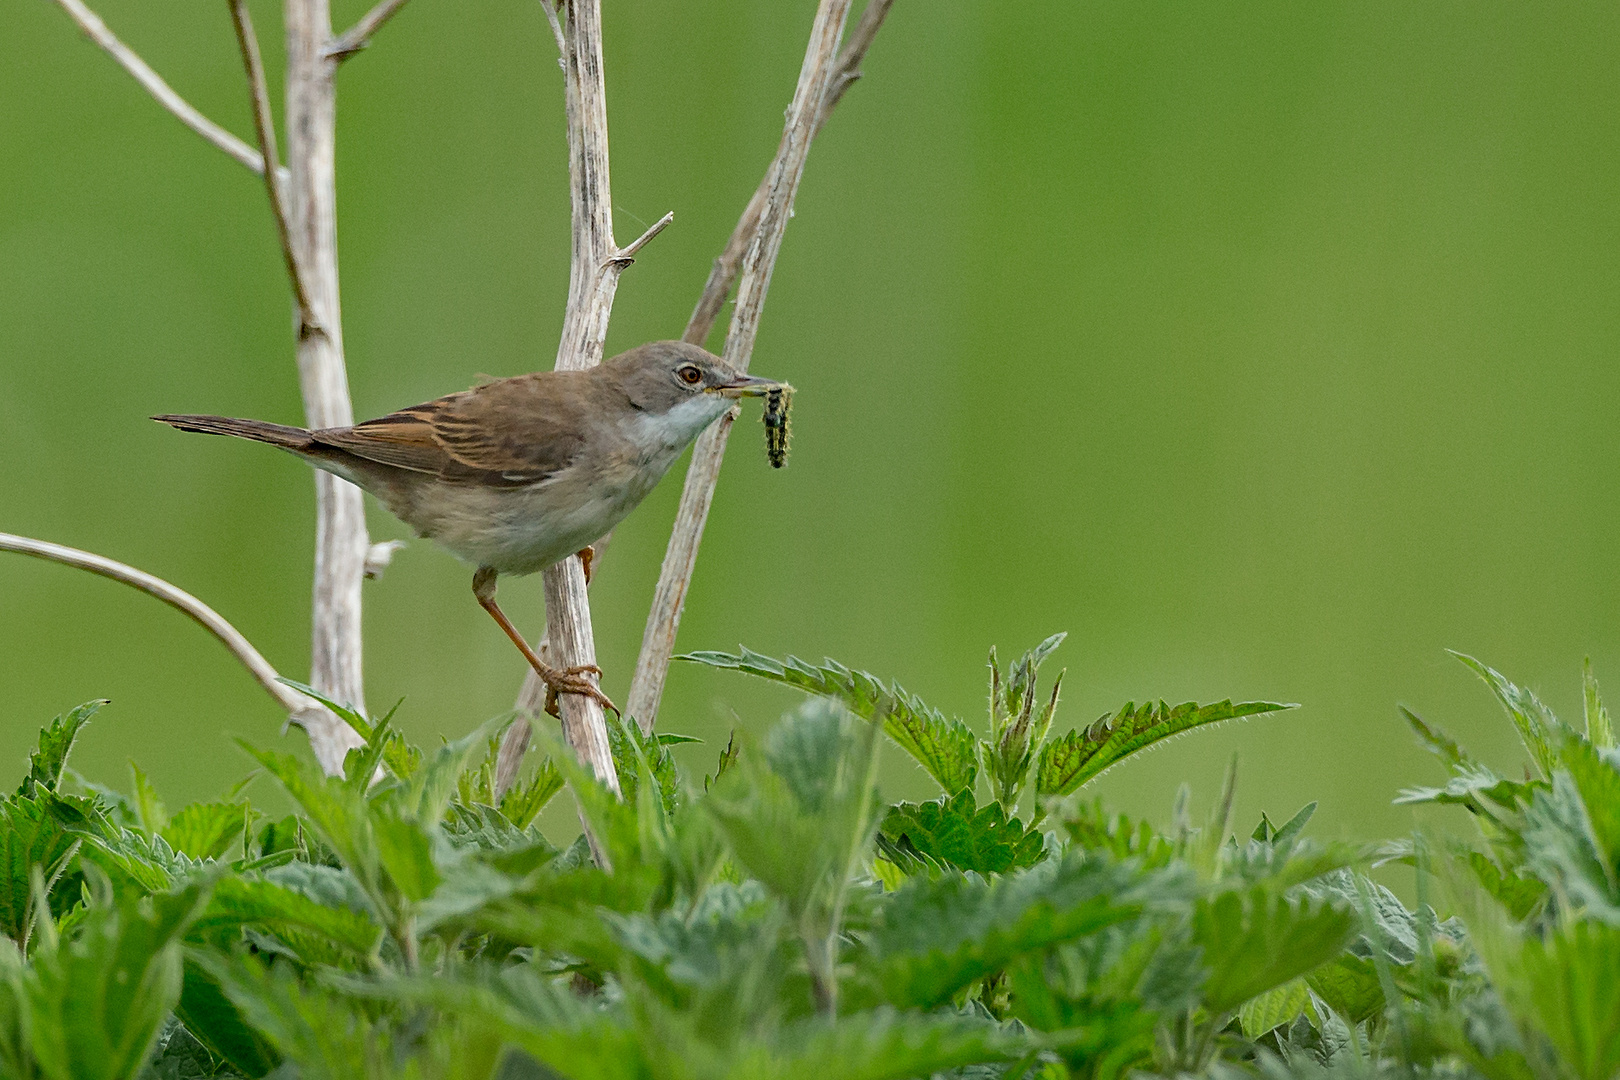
[{"left": 709, "top": 373, "right": 789, "bottom": 399}]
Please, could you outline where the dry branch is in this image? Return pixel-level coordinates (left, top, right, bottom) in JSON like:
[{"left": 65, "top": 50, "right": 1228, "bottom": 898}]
[
  {"left": 229, "top": 0, "right": 320, "bottom": 335},
  {"left": 0, "top": 533, "right": 316, "bottom": 715},
  {"left": 47, "top": 0, "right": 268, "bottom": 176},
  {"left": 328, "top": 0, "right": 414, "bottom": 61},
  {"left": 533, "top": 0, "right": 683, "bottom": 796},
  {"left": 625, "top": 0, "right": 892, "bottom": 732},
  {"left": 282, "top": 0, "right": 370, "bottom": 776}
]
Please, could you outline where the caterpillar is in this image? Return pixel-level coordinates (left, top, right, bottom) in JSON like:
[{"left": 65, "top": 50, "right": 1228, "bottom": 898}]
[{"left": 763, "top": 385, "right": 793, "bottom": 468}]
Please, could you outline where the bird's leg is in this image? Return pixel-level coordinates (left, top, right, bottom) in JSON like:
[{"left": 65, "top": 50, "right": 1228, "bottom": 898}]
[
  {"left": 472, "top": 566, "right": 617, "bottom": 718},
  {"left": 576, "top": 546, "right": 596, "bottom": 585}
]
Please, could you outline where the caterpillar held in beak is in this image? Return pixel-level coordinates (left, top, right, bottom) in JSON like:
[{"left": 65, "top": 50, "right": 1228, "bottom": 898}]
[{"left": 763, "top": 386, "right": 793, "bottom": 468}]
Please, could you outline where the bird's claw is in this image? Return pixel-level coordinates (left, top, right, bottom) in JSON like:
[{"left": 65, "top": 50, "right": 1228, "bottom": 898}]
[{"left": 542, "top": 663, "right": 618, "bottom": 718}]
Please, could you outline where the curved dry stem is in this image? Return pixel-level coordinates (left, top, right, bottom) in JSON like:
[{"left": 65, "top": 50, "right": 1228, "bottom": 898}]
[
  {"left": 0, "top": 532, "right": 314, "bottom": 715},
  {"left": 626, "top": 0, "right": 892, "bottom": 733},
  {"left": 48, "top": 0, "right": 269, "bottom": 177}
]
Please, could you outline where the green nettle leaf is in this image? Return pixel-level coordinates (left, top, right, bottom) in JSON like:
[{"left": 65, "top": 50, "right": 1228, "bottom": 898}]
[
  {"left": 678, "top": 648, "right": 979, "bottom": 796},
  {"left": 1453, "top": 652, "right": 1567, "bottom": 781},
  {"left": 370, "top": 808, "right": 443, "bottom": 904},
  {"left": 852, "top": 854, "right": 1173, "bottom": 1009},
  {"left": 721, "top": 1008, "right": 1026, "bottom": 1080},
  {"left": 497, "top": 759, "right": 564, "bottom": 829},
  {"left": 1191, "top": 885, "right": 1357, "bottom": 1013},
  {"left": 1037, "top": 699, "right": 1293, "bottom": 798},
  {"left": 1238, "top": 977, "right": 1310, "bottom": 1038},
  {"left": 1466, "top": 852, "right": 1547, "bottom": 921},
  {"left": 160, "top": 802, "right": 250, "bottom": 862},
  {"left": 1306, "top": 953, "right": 1384, "bottom": 1024},
  {"left": 0, "top": 794, "right": 81, "bottom": 941},
  {"left": 189, "top": 874, "right": 383, "bottom": 957},
  {"left": 129, "top": 763, "right": 169, "bottom": 837},
  {"left": 1394, "top": 762, "right": 1541, "bottom": 817},
  {"left": 1555, "top": 734, "right": 1620, "bottom": 886},
  {"left": 1400, "top": 706, "right": 1473, "bottom": 769},
  {"left": 20, "top": 700, "right": 106, "bottom": 798},
  {"left": 1585, "top": 660, "right": 1617, "bottom": 751},
  {"left": 174, "top": 959, "right": 280, "bottom": 1078},
  {"left": 25, "top": 882, "right": 209, "bottom": 1080},
  {"left": 1463, "top": 884, "right": 1620, "bottom": 1080},
  {"left": 877, "top": 789, "right": 1046, "bottom": 876}
]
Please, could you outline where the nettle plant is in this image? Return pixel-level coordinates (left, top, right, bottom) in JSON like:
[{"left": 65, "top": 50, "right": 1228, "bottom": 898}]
[{"left": 0, "top": 642, "right": 1616, "bottom": 1080}]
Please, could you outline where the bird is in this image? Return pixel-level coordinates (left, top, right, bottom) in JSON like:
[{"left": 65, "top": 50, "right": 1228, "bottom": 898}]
[{"left": 155, "top": 340, "right": 784, "bottom": 717}]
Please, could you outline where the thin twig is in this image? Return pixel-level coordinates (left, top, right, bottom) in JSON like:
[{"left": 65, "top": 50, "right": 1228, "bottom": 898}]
[
  {"left": 328, "top": 0, "right": 414, "bottom": 61},
  {"left": 0, "top": 532, "right": 315, "bottom": 716},
  {"left": 820, "top": 0, "right": 894, "bottom": 120},
  {"left": 539, "top": 0, "right": 568, "bottom": 63},
  {"left": 230, "top": 0, "right": 321, "bottom": 337},
  {"left": 611, "top": 210, "right": 675, "bottom": 264},
  {"left": 682, "top": 0, "right": 894, "bottom": 349},
  {"left": 47, "top": 0, "right": 267, "bottom": 177},
  {"left": 626, "top": 0, "right": 888, "bottom": 732}
]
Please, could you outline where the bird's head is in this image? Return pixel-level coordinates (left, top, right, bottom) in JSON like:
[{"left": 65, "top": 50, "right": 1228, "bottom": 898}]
[{"left": 607, "top": 341, "right": 787, "bottom": 440}]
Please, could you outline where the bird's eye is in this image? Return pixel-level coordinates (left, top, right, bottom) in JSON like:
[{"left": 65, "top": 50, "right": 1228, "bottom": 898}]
[{"left": 677, "top": 365, "right": 703, "bottom": 385}]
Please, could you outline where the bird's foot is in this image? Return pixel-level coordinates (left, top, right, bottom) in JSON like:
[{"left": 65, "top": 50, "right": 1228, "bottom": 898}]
[
  {"left": 576, "top": 545, "right": 596, "bottom": 585},
  {"left": 541, "top": 663, "right": 618, "bottom": 718}
]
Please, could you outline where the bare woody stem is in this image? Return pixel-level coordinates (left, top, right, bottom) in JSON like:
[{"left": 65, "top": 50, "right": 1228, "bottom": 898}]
[
  {"left": 532, "top": 0, "right": 673, "bottom": 798},
  {"left": 327, "top": 0, "right": 413, "bottom": 61},
  {"left": 625, "top": 0, "right": 892, "bottom": 733},
  {"left": 229, "top": 0, "right": 321, "bottom": 336},
  {"left": 683, "top": 0, "right": 893, "bottom": 350},
  {"left": 283, "top": 0, "right": 370, "bottom": 776},
  {"left": 47, "top": 0, "right": 269, "bottom": 177},
  {"left": 0, "top": 533, "right": 316, "bottom": 716}
]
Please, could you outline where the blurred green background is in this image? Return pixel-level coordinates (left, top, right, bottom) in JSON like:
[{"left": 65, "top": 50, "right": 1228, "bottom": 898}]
[{"left": 4, "top": 0, "right": 1618, "bottom": 844}]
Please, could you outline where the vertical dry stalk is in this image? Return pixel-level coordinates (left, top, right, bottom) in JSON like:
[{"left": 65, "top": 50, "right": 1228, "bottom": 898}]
[
  {"left": 626, "top": 0, "right": 889, "bottom": 733},
  {"left": 283, "top": 0, "right": 370, "bottom": 774},
  {"left": 534, "top": 0, "right": 673, "bottom": 794}
]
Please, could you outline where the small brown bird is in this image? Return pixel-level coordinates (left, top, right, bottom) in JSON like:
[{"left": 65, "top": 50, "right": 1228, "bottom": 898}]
[{"left": 156, "top": 340, "right": 784, "bottom": 716}]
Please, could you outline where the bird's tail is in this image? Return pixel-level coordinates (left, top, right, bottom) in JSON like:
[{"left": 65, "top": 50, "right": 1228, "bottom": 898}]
[{"left": 152, "top": 413, "right": 315, "bottom": 450}]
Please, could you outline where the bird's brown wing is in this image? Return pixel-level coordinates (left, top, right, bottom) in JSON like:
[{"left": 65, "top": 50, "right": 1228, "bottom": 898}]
[{"left": 313, "top": 373, "right": 589, "bottom": 486}]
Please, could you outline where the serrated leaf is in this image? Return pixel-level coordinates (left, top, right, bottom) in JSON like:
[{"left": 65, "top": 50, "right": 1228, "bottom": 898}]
[
  {"left": 0, "top": 794, "right": 81, "bottom": 940},
  {"left": 1036, "top": 699, "right": 1293, "bottom": 797},
  {"left": 21, "top": 701, "right": 106, "bottom": 798},
  {"left": 721, "top": 1008, "right": 1027, "bottom": 1080},
  {"left": 129, "top": 763, "right": 169, "bottom": 837},
  {"left": 161, "top": 803, "right": 250, "bottom": 862},
  {"left": 1586, "top": 660, "right": 1617, "bottom": 751},
  {"left": 25, "top": 881, "right": 209, "bottom": 1080},
  {"left": 1466, "top": 852, "right": 1546, "bottom": 921},
  {"left": 174, "top": 959, "right": 279, "bottom": 1078},
  {"left": 189, "top": 874, "right": 382, "bottom": 957},
  {"left": 371, "top": 809, "right": 441, "bottom": 904},
  {"left": 1192, "top": 885, "right": 1357, "bottom": 1012},
  {"left": 1453, "top": 652, "right": 1566, "bottom": 780},
  {"left": 1307, "top": 953, "right": 1385, "bottom": 1024},
  {"left": 498, "top": 759, "right": 564, "bottom": 829},
  {"left": 1239, "top": 977, "right": 1309, "bottom": 1038},
  {"left": 852, "top": 854, "right": 1174, "bottom": 1009},
  {"left": 878, "top": 789, "right": 1046, "bottom": 876},
  {"left": 1400, "top": 706, "right": 1472, "bottom": 768},
  {"left": 679, "top": 648, "right": 978, "bottom": 796},
  {"left": 1394, "top": 762, "right": 1540, "bottom": 814}
]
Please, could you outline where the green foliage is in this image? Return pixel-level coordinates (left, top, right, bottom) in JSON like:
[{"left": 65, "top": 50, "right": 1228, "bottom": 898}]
[
  {"left": 680, "top": 647, "right": 979, "bottom": 796},
  {"left": 5, "top": 646, "right": 1615, "bottom": 1080},
  {"left": 877, "top": 788, "right": 1047, "bottom": 877},
  {"left": 684, "top": 637, "right": 1294, "bottom": 825},
  {"left": 1037, "top": 697, "right": 1294, "bottom": 800}
]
